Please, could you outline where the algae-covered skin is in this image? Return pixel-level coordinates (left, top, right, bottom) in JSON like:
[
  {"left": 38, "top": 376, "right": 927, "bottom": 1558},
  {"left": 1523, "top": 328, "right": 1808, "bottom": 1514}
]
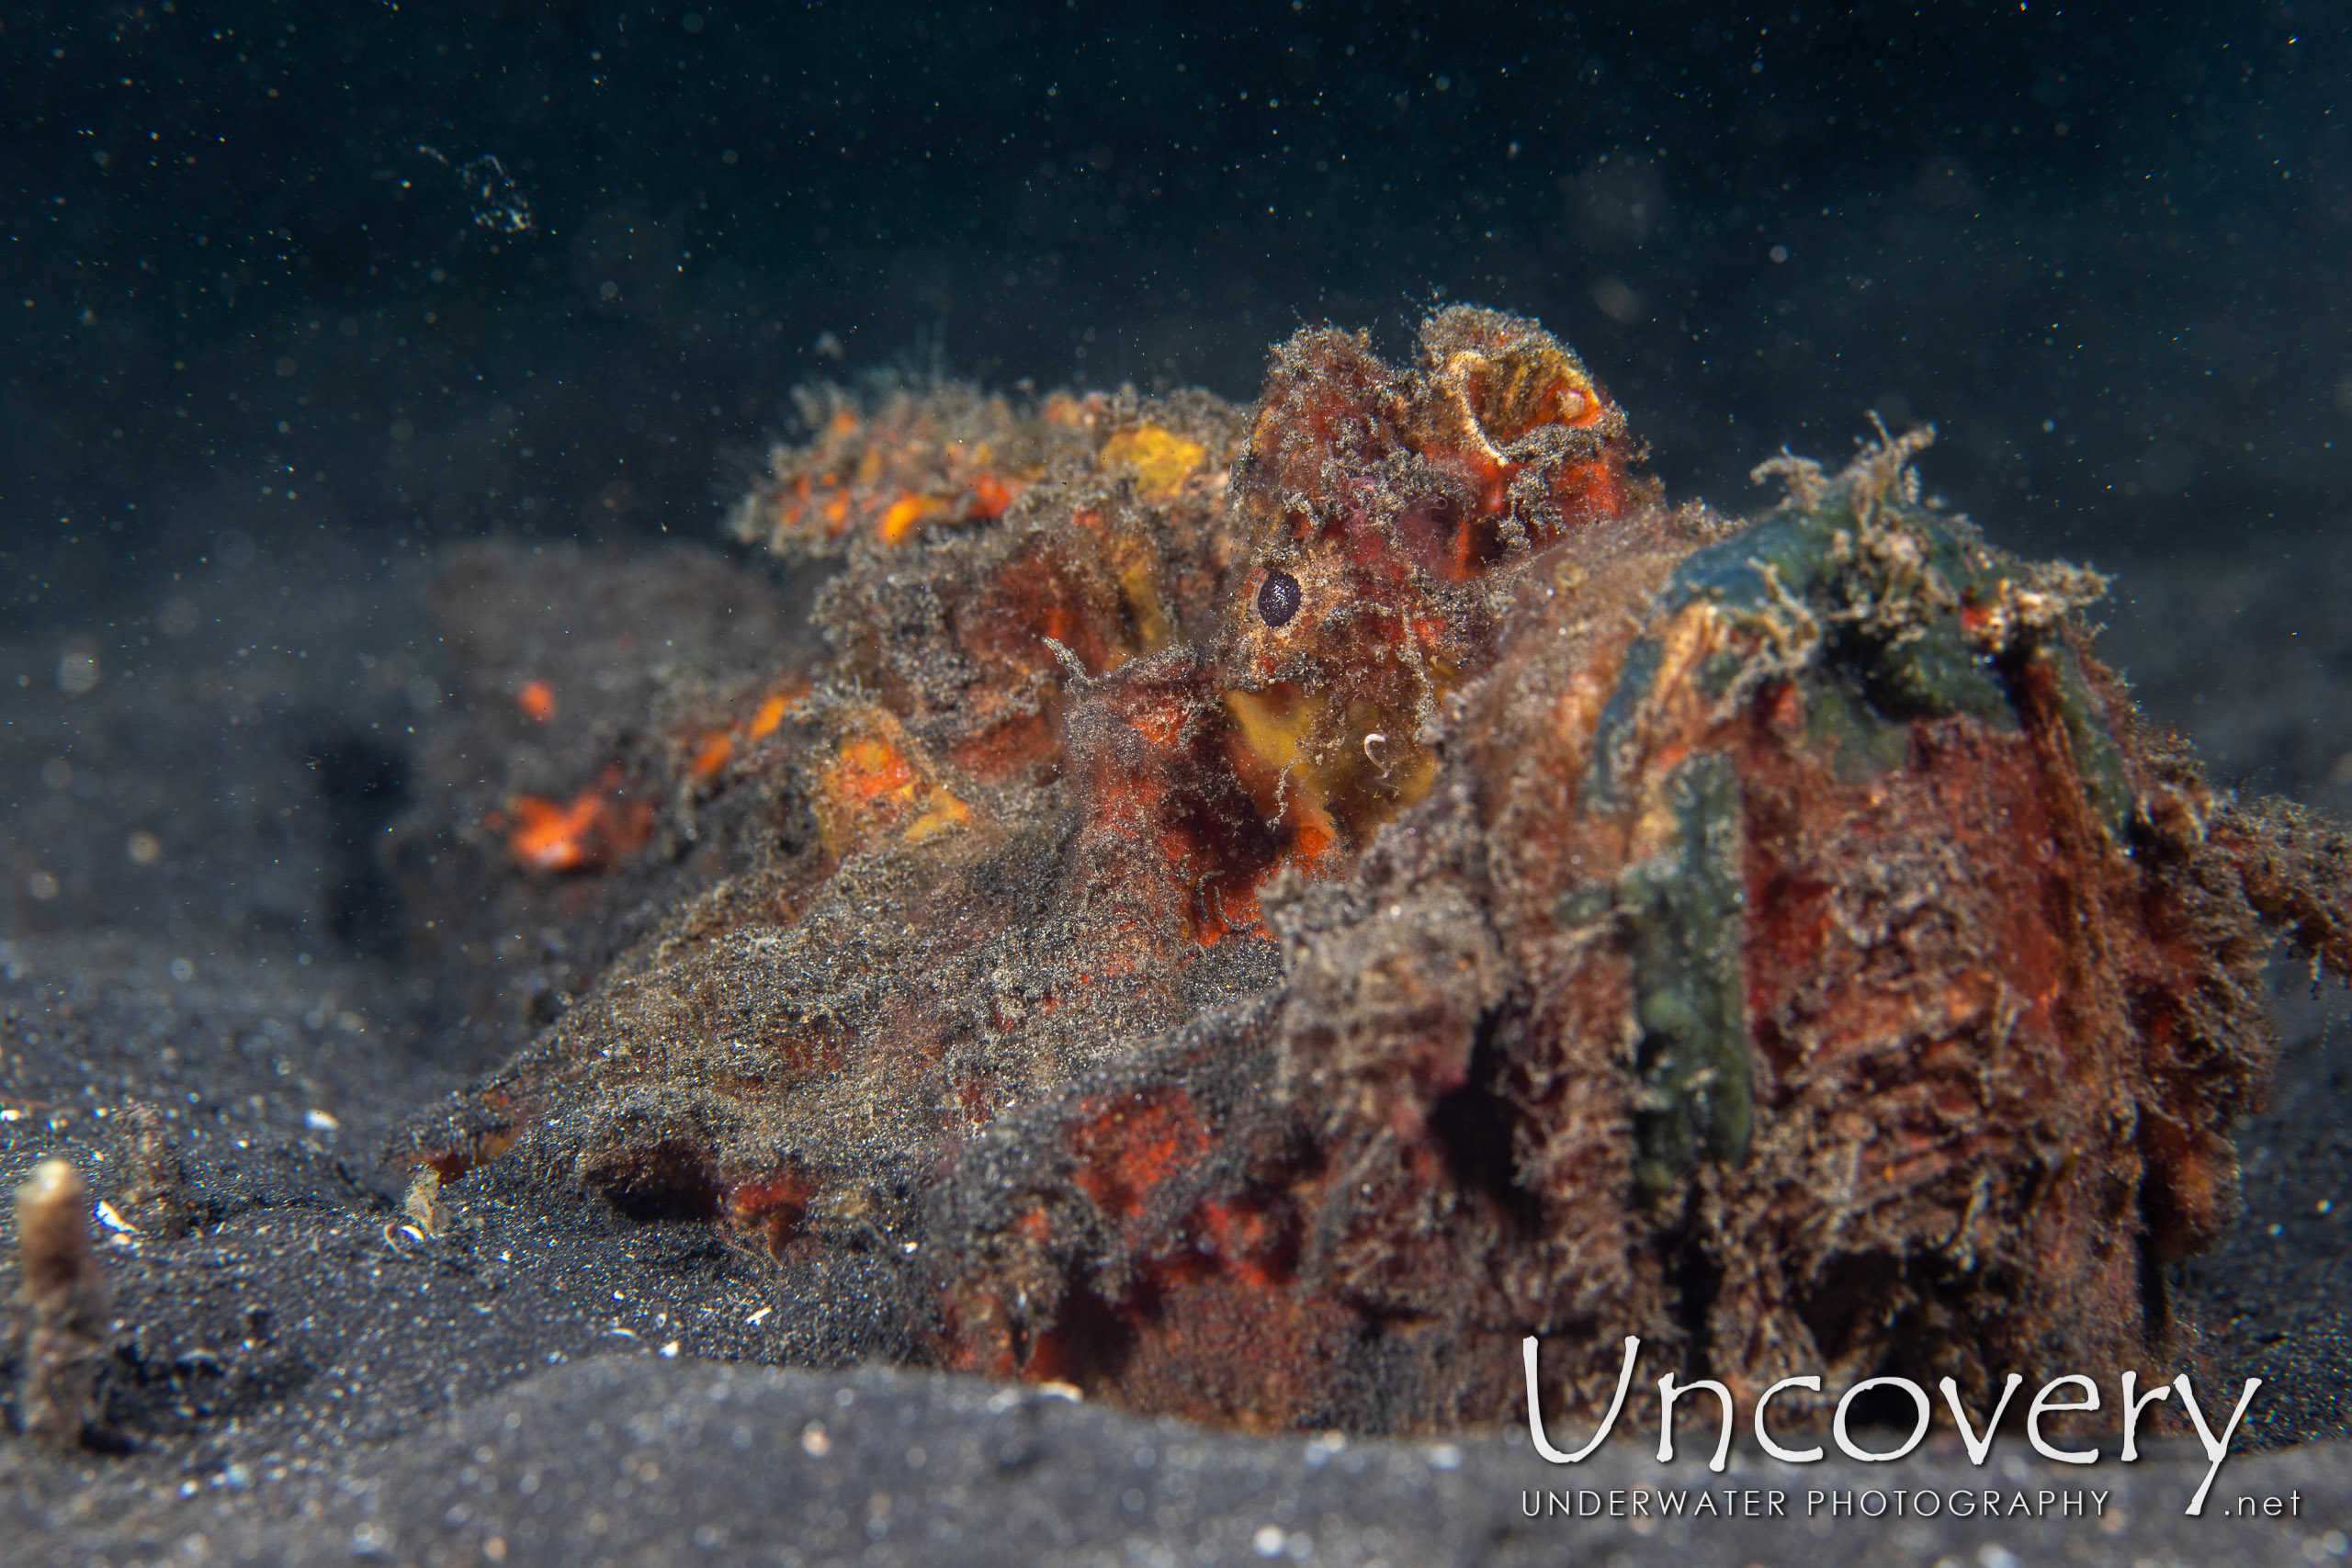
[{"left": 401, "top": 308, "right": 2345, "bottom": 1436}]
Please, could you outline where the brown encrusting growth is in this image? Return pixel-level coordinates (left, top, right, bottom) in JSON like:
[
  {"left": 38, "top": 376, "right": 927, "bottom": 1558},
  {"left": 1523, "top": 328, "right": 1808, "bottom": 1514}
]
[
  {"left": 398, "top": 308, "right": 2349, "bottom": 1437},
  {"left": 2211, "top": 795, "right": 2352, "bottom": 979},
  {"left": 12, "top": 1157, "right": 112, "bottom": 1445}
]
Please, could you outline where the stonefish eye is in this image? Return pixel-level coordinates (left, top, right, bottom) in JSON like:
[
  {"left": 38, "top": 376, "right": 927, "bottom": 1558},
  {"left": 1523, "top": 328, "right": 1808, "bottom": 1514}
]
[{"left": 1257, "top": 570, "right": 1302, "bottom": 628}]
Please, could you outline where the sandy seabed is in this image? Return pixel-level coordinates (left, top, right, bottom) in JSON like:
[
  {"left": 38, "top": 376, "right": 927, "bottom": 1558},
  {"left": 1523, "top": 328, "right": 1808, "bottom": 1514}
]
[{"left": 5, "top": 461, "right": 2351, "bottom": 1565}]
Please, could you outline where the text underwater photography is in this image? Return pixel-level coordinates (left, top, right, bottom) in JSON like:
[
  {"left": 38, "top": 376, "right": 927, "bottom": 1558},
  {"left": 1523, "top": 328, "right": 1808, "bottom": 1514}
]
[{"left": 7, "top": 0, "right": 2352, "bottom": 1564}]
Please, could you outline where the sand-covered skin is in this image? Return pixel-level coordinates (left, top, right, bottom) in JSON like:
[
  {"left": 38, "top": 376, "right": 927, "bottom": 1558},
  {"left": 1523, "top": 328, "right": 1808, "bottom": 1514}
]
[{"left": 370, "top": 312, "right": 2324, "bottom": 1436}]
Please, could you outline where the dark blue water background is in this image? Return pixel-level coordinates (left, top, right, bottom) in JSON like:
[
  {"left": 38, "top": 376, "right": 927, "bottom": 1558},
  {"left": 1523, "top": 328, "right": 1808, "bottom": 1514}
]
[{"left": 4, "top": 2, "right": 2345, "bottom": 674}]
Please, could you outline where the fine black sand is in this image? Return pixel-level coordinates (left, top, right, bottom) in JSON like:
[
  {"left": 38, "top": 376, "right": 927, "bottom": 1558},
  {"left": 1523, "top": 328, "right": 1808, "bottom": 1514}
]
[{"left": 5, "top": 511, "right": 2350, "bottom": 1563}]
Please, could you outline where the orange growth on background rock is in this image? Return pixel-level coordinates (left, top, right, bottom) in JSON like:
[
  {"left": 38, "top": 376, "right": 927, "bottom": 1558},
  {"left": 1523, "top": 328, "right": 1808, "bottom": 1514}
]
[
  {"left": 503, "top": 765, "right": 654, "bottom": 873},
  {"left": 515, "top": 679, "right": 557, "bottom": 723},
  {"left": 687, "top": 731, "right": 735, "bottom": 781}
]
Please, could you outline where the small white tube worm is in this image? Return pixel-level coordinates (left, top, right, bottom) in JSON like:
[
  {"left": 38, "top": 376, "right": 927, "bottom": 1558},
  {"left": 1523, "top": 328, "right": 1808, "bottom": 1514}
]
[{"left": 15, "top": 1157, "right": 113, "bottom": 1445}]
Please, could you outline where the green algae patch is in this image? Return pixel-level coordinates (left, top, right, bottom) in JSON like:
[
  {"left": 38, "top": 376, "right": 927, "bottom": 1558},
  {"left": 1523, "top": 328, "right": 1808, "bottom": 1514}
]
[
  {"left": 1618, "top": 751, "right": 1753, "bottom": 1203},
  {"left": 1799, "top": 666, "right": 1916, "bottom": 780},
  {"left": 1580, "top": 430, "right": 2143, "bottom": 1204},
  {"left": 2030, "top": 637, "right": 2136, "bottom": 842},
  {"left": 1589, "top": 430, "right": 2126, "bottom": 812}
]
